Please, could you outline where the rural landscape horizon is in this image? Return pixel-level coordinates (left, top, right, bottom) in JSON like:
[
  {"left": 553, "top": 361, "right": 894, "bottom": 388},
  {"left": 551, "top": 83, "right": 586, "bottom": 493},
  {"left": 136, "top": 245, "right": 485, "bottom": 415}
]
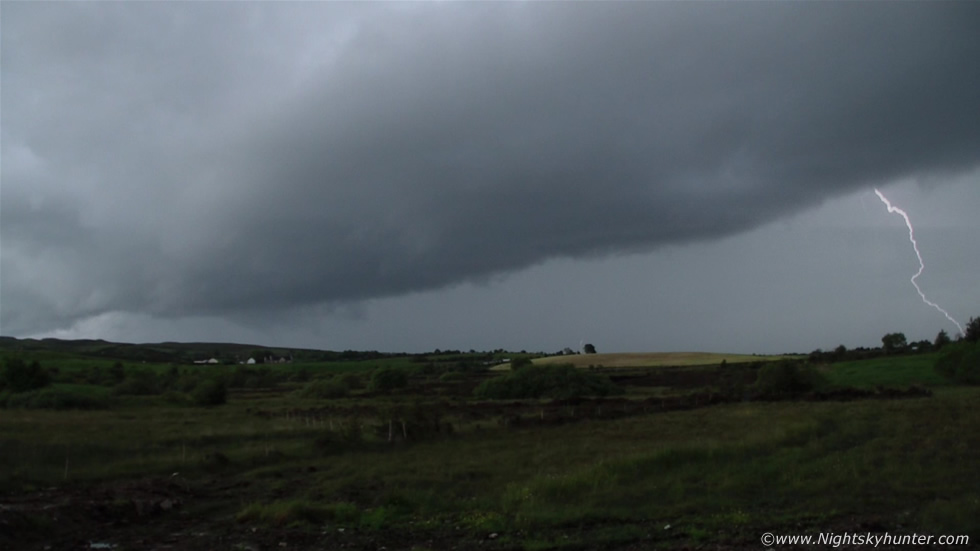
[{"left": 1, "top": 326, "right": 978, "bottom": 549}]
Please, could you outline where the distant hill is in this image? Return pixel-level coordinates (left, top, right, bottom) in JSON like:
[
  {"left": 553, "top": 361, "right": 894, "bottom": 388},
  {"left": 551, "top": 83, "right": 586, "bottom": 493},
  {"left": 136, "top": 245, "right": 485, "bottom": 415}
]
[{"left": 0, "top": 336, "right": 398, "bottom": 364}]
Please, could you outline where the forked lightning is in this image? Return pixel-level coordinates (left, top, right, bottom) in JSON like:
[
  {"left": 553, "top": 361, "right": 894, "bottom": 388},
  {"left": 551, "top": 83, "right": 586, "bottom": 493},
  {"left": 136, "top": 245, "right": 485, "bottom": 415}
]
[{"left": 874, "top": 189, "right": 964, "bottom": 336}]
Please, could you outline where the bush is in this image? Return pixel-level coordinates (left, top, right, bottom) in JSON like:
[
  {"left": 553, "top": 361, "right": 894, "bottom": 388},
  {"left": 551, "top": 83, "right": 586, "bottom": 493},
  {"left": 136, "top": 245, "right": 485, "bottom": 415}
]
[
  {"left": 2, "top": 386, "right": 113, "bottom": 410},
  {"left": 227, "top": 366, "right": 280, "bottom": 389},
  {"left": 934, "top": 342, "right": 980, "bottom": 384},
  {"left": 1, "top": 358, "right": 51, "bottom": 393},
  {"left": 473, "top": 364, "right": 622, "bottom": 400},
  {"left": 753, "top": 361, "right": 827, "bottom": 398},
  {"left": 297, "top": 378, "right": 349, "bottom": 399},
  {"left": 112, "top": 370, "right": 162, "bottom": 396},
  {"left": 190, "top": 378, "right": 227, "bottom": 406},
  {"left": 336, "top": 372, "right": 365, "bottom": 390},
  {"left": 369, "top": 368, "right": 409, "bottom": 392},
  {"left": 438, "top": 371, "right": 467, "bottom": 382}
]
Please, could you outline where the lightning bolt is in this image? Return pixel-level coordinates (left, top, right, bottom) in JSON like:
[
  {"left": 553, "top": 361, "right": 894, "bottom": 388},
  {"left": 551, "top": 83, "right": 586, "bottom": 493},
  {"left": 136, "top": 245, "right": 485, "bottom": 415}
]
[{"left": 874, "top": 188, "right": 964, "bottom": 336}]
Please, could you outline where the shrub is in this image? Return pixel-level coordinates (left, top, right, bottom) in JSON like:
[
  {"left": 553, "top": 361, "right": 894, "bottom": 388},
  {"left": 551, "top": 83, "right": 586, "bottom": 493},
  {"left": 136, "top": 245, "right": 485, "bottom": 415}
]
[
  {"left": 753, "top": 361, "right": 827, "bottom": 398},
  {"left": 934, "top": 342, "right": 980, "bottom": 384},
  {"left": 227, "top": 366, "right": 279, "bottom": 389},
  {"left": 2, "top": 386, "right": 113, "bottom": 410},
  {"left": 438, "top": 371, "right": 467, "bottom": 382},
  {"left": 369, "top": 368, "right": 409, "bottom": 392},
  {"left": 1, "top": 358, "right": 51, "bottom": 393},
  {"left": 336, "top": 372, "right": 365, "bottom": 390},
  {"left": 112, "top": 370, "right": 162, "bottom": 396},
  {"left": 289, "top": 368, "right": 312, "bottom": 383},
  {"left": 473, "top": 364, "right": 622, "bottom": 400},
  {"left": 175, "top": 374, "right": 202, "bottom": 393},
  {"left": 191, "top": 378, "right": 227, "bottom": 406},
  {"left": 108, "top": 361, "right": 126, "bottom": 384},
  {"left": 297, "top": 378, "right": 349, "bottom": 399}
]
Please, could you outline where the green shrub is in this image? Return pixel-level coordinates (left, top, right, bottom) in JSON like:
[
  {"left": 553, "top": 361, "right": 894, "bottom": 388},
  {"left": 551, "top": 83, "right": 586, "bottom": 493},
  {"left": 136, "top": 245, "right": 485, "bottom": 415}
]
[
  {"left": 174, "top": 374, "right": 202, "bottom": 393},
  {"left": 473, "top": 364, "right": 622, "bottom": 400},
  {"left": 112, "top": 370, "right": 162, "bottom": 396},
  {"left": 438, "top": 371, "right": 467, "bottom": 382},
  {"left": 369, "top": 368, "right": 409, "bottom": 392},
  {"left": 227, "top": 366, "right": 280, "bottom": 389},
  {"left": 753, "top": 361, "right": 827, "bottom": 398},
  {"left": 336, "top": 372, "right": 365, "bottom": 390},
  {"left": 190, "top": 378, "right": 227, "bottom": 406},
  {"left": 934, "top": 342, "right": 980, "bottom": 384},
  {"left": 1, "top": 358, "right": 51, "bottom": 393},
  {"left": 2, "top": 386, "right": 113, "bottom": 410},
  {"left": 108, "top": 361, "right": 126, "bottom": 384},
  {"left": 297, "top": 378, "right": 349, "bottom": 399},
  {"left": 289, "top": 368, "right": 312, "bottom": 383}
]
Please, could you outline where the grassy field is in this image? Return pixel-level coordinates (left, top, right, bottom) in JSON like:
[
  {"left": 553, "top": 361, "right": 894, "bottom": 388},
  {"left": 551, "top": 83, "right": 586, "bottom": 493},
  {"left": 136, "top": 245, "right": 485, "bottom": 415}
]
[
  {"left": 534, "top": 351, "right": 795, "bottom": 368},
  {"left": 0, "top": 345, "right": 977, "bottom": 550},
  {"left": 824, "top": 352, "right": 952, "bottom": 388}
]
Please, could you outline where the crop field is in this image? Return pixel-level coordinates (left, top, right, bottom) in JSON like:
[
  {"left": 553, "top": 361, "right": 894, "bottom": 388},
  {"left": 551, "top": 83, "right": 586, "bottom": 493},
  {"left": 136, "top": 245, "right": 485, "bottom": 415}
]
[{"left": 0, "top": 341, "right": 977, "bottom": 550}]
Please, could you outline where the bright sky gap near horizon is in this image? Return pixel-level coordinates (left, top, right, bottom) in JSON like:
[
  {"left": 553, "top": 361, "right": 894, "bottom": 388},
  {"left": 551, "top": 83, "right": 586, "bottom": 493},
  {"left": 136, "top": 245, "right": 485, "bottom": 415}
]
[{"left": 2, "top": 2, "right": 979, "bottom": 354}]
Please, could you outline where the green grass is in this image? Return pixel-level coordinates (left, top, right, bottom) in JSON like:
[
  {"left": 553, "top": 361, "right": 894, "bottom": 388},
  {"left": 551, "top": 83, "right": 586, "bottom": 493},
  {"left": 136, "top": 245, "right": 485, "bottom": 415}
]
[
  {"left": 825, "top": 353, "right": 951, "bottom": 388},
  {"left": 281, "top": 390, "right": 980, "bottom": 538},
  {"left": 0, "top": 396, "right": 321, "bottom": 490}
]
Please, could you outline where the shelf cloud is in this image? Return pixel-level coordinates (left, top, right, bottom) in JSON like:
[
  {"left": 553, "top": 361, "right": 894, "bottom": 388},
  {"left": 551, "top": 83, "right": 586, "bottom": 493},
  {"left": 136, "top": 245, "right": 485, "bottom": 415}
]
[{"left": 3, "top": 2, "right": 979, "bottom": 337}]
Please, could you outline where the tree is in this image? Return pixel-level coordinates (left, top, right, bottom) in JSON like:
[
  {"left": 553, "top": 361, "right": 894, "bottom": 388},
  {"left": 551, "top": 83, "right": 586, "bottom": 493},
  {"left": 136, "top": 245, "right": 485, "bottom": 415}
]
[
  {"left": 1, "top": 358, "right": 51, "bottom": 393},
  {"left": 964, "top": 317, "right": 980, "bottom": 343},
  {"left": 935, "top": 329, "right": 952, "bottom": 350},
  {"left": 881, "top": 332, "right": 908, "bottom": 353},
  {"left": 934, "top": 341, "right": 980, "bottom": 384},
  {"left": 583, "top": 343, "right": 597, "bottom": 354}
]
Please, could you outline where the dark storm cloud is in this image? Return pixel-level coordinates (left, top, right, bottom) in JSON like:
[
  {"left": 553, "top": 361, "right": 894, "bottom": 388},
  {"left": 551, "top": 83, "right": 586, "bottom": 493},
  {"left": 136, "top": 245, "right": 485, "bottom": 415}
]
[{"left": 3, "top": 2, "right": 980, "bottom": 335}]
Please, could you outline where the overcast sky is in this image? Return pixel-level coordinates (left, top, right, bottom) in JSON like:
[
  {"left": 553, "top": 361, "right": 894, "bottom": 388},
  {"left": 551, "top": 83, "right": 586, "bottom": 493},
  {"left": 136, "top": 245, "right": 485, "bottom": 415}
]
[{"left": 2, "top": 2, "right": 979, "bottom": 354}]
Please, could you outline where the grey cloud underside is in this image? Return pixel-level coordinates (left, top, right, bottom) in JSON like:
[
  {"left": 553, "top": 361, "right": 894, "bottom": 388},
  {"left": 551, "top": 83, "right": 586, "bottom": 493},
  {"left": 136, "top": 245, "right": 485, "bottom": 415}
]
[{"left": 2, "top": 2, "right": 980, "bottom": 333}]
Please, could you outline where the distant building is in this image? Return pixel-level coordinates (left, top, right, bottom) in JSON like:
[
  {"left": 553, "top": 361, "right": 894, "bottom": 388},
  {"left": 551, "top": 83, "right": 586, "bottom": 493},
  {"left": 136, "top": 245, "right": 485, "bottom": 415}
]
[{"left": 246, "top": 358, "right": 256, "bottom": 365}]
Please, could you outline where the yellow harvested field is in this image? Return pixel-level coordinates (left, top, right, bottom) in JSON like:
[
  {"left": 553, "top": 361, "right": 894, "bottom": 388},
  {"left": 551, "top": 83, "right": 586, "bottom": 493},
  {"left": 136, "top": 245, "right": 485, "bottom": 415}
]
[{"left": 533, "top": 352, "right": 796, "bottom": 368}]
